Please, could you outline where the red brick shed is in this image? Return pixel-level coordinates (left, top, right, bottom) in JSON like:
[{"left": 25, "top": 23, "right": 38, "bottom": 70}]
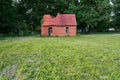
[{"left": 41, "top": 14, "right": 77, "bottom": 36}]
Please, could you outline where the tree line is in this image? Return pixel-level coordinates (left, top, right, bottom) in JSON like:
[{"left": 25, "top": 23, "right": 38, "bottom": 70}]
[{"left": 0, "top": 0, "right": 120, "bottom": 35}]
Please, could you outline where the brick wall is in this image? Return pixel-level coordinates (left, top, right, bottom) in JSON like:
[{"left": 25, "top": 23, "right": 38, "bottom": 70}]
[
  {"left": 52, "top": 26, "right": 66, "bottom": 36},
  {"left": 69, "top": 26, "right": 76, "bottom": 36},
  {"left": 41, "top": 26, "right": 76, "bottom": 36},
  {"left": 41, "top": 26, "right": 48, "bottom": 36}
]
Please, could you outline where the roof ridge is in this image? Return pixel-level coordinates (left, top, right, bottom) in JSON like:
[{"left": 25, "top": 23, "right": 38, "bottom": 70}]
[{"left": 43, "top": 14, "right": 77, "bottom": 26}]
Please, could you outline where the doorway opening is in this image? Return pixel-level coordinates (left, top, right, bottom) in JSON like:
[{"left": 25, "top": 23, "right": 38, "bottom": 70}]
[
  {"left": 48, "top": 27, "right": 52, "bottom": 36},
  {"left": 66, "top": 27, "right": 69, "bottom": 36}
]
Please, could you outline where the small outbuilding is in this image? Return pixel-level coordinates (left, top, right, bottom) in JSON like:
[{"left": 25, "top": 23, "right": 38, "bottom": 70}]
[{"left": 41, "top": 14, "right": 77, "bottom": 36}]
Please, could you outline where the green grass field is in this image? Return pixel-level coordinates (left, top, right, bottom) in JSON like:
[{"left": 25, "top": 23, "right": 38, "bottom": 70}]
[{"left": 0, "top": 34, "right": 120, "bottom": 80}]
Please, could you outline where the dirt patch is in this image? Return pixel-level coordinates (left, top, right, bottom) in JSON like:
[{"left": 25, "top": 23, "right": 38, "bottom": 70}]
[{"left": 0, "top": 64, "right": 18, "bottom": 79}]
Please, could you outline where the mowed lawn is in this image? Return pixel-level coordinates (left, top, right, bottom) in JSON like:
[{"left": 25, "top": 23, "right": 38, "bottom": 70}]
[{"left": 0, "top": 34, "right": 120, "bottom": 80}]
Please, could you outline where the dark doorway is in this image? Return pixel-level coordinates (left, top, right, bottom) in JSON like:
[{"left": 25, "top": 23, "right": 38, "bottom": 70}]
[
  {"left": 48, "top": 27, "right": 52, "bottom": 36},
  {"left": 66, "top": 27, "right": 69, "bottom": 36}
]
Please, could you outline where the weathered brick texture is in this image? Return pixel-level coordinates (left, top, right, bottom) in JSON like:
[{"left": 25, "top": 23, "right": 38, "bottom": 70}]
[{"left": 41, "top": 14, "right": 77, "bottom": 36}]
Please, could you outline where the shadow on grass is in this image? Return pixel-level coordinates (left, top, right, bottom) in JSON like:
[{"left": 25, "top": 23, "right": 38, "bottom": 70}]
[
  {"left": 0, "top": 32, "right": 120, "bottom": 40},
  {"left": 0, "top": 34, "right": 41, "bottom": 41}
]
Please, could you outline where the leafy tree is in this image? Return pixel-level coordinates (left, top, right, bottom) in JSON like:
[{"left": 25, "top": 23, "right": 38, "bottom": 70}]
[
  {"left": 15, "top": 0, "right": 71, "bottom": 31},
  {"left": 0, "top": 0, "right": 113, "bottom": 34},
  {"left": 65, "top": 0, "right": 111, "bottom": 32},
  {"left": 0, "top": 0, "right": 17, "bottom": 33},
  {"left": 112, "top": 0, "right": 120, "bottom": 31}
]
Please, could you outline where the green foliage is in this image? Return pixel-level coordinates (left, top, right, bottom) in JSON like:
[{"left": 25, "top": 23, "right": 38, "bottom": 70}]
[
  {"left": 65, "top": 0, "right": 111, "bottom": 32},
  {"left": 0, "top": 0, "right": 118, "bottom": 34},
  {"left": 0, "top": 35, "right": 120, "bottom": 79},
  {"left": 0, "top": 0, "right": 17, "bottom": 33},
  {"left": 112, "top": 0, "right": 120, "bottom": 31},
  {"left": 40, "top": 18, "right": 44, "bottom": 25}
]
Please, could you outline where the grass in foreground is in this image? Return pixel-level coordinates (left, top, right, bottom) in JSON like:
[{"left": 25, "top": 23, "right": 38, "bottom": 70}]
[{"left": 0, "top": 34, "right": 120, "bottom": 80}]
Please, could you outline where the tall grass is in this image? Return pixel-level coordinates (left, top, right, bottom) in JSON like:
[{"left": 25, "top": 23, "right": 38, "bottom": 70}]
[{"left": 0, "top": 35, "right": 120, "bottom": 80}]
